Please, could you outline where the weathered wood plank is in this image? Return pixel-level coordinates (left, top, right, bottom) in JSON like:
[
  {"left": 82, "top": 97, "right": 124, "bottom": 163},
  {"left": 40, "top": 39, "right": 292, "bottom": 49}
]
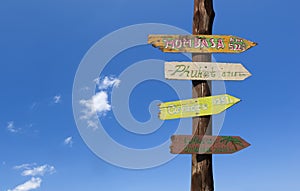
[
  {"left": 165, "top": 62, "right": 251, "bottom": 81},
  {"left": 170, "top": 135, "right": 250, "bottom": 154},
  {"left": 148, "top": 35, "right": 257, "bottom": 53},
  {"left": 191, "top": 0, "right": 215, "bottom": 190},
  {"left": 158, "top": 94, "right": 240, "bottom": 120}
]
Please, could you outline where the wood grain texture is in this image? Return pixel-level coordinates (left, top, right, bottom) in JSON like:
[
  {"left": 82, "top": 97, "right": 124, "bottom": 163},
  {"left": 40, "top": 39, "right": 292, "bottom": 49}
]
[
  {"left": 165, "top": 62, "right": 251, "bottom": 81},
  {"left": 148, "top": 34, "right": 257, "bottom": 53},
  {"left": 192, "top": 0, "right": 215, "bottom": 190},
  {"left": 170, "top": 135, "right": 250, "bottom": 154}
]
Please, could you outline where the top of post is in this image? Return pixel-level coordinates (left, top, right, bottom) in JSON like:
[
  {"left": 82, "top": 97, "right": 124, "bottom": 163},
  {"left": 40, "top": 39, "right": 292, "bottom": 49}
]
[{"left": 193, "top": 0, "right": 215, "bottom": 35}]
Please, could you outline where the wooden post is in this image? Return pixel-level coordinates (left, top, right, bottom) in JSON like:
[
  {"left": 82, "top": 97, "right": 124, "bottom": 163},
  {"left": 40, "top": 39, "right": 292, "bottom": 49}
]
[{"left": 191, "top": 0, "right": 215, "bottom": 191}]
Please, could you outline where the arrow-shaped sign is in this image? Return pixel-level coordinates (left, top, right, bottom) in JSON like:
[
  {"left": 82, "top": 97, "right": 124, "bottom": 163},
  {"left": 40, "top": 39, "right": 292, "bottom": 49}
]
[
  {"left": 165, "top": 62, "right": 251, "bottom": 81},
  {"left": 170, "top": 135, "right": 250, "bottom": 154},
  {"left": 158, "top": 94, "right": 240, "bottom": 120},
  {"left": 148, "top": 34, "right": 257, "bottom": 53}
]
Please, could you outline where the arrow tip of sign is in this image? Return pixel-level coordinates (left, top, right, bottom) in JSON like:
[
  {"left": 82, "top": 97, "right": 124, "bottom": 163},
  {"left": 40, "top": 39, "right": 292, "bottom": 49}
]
[
  {"left": 247, "top": 41, "right": 258, "bottom": 51},
  {"left": 227, "top": 94, "right": 241, "bottom": 103},
  {"left": 241, "top": 138, "right": 251, "bottom": 148},
  {"left": 243, "top": 40, "right": 258, "bottom": 52},
  {"left": 224, "top": 94, "right": 240, "bottom": 102}
]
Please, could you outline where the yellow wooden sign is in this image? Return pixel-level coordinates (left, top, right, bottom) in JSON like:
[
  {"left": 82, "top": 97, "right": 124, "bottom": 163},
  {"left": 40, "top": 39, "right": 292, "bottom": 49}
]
[
  {"left": 148, "top": 34, "right": 257, "bottom": 53},
  {"left": 159, "top": 94, "right": 240, "bottom": 120}
]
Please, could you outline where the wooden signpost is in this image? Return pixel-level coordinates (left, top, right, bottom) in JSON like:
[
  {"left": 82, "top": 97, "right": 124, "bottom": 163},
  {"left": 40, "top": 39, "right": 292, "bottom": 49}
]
[
  {"left": 170, "top": 135, "right": 250, "bottom": 154},
  {"left": 158, "top": 94, "right": 240, "bottom": 120},
  {"left": 147, "top": 0, "right": 256, "bottom": 190},
  {"left": 165, "top": 62, "right": 251, "bottom": 81},
  {"left": 148, "top": 35, "right": 257, "bottom": 53}
]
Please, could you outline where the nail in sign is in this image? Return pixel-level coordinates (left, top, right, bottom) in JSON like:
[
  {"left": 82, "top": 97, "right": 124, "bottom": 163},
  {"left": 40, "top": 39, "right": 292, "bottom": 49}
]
[
  {"left": 158, "top": 94, "right": 240, "bottom": 120},
  {"left": 170, "top": 135, "right": 250, "bottom": 154},
  {"left": 148, "top": 35, "right": 257, "bottom": 53},
  {"left": 165, "top": 62, "right": 251, "bottom": 81}
]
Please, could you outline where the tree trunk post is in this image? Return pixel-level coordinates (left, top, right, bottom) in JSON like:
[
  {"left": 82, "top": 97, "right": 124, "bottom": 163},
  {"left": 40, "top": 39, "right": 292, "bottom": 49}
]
[{"left": 191, "top": 0, "right": 215, "bottom": 191}]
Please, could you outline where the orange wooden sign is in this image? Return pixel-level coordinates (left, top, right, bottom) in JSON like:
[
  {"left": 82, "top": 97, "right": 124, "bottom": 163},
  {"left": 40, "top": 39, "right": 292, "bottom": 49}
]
[{"left": 148, "top": 34, "right": 257, "bottom": 53}]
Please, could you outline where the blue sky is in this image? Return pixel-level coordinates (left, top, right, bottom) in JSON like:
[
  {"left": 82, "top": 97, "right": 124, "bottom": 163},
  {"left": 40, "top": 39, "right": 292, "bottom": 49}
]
[{"left": 1, "top": 0, "right": 300, "bottom": 190}]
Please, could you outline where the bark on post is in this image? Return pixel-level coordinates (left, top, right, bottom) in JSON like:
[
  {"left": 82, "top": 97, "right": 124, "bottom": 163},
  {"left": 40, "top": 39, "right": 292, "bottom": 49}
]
[{"left": 191, "top": 0, "right": 215, "bottom": 191}]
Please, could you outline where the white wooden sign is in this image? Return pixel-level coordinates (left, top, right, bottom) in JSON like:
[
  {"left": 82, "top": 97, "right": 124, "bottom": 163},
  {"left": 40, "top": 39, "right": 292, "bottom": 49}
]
[{"left": 165, "top": 62, "right": 251, "bottom": 81}]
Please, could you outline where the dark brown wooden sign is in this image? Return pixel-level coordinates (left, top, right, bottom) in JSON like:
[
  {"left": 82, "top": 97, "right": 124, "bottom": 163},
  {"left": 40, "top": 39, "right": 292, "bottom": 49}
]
[{"left": 170, "top": 135, "right": 250, "bottom": 154}]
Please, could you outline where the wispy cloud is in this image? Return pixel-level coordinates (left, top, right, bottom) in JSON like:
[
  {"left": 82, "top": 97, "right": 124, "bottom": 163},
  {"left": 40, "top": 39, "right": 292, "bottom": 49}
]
[
  {"left": 7, "top": 177, "right": 42, "bottom": 191},
  {"left": 13, "top": 163, "right": 36, "bottom": 170},
  {"left": 94, "top": 76, "right": 120, "bottom": 90},
  {"left": 14, "top": 164, "right": 55, "bottom": 177},
  {"left": 10, "top": 163, "right": 55, "bottom": 191},
  {"left": 53, "top": 95, "right": 61, "bottom": 104},
  {"left": 21, "top": 165, "right": 55, "bottom": 177},
  {"left": 79, "top": 76, "right": 120, "bottom": 130},
  {"left": 7, "top": 121, "right": 19, "bottom": 133},
  {"left": 64, "top": 136, "right": 73, "bottom": 147}
]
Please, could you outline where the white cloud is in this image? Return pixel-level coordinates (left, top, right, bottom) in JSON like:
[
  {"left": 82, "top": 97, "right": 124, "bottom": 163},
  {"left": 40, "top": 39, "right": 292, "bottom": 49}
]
[
  {"left": 53, "top": 95, "right": 61, "bottom": 104},
  {"left": 13, "top": 164, "right": 55, "bottom": 176},
  {"left": 7, "top": 121, "right": 19, "bottom": 133},
  {"left": 64, "top": 136, "right": 73, "bottom": 147},
  {"left": 13, "top": 163, "right": 36, "bottom": 170},
  {"left": 7, "top": 177, "right": 42, "bottom": 191},
  {"left": 80, "top": 76, "right": 120, "bottom": 130},
  {"left": 80, "top": 91, "right": 111, "bottom": 130},
  {"left": 21, "top": 165, "right": 55, "bottom": 177},
  {"left": 80, "top": 91, "right": 111, "bottom": 117},
  {"left": 95, "top": 76, "right": 120, "bottom": 90}
]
